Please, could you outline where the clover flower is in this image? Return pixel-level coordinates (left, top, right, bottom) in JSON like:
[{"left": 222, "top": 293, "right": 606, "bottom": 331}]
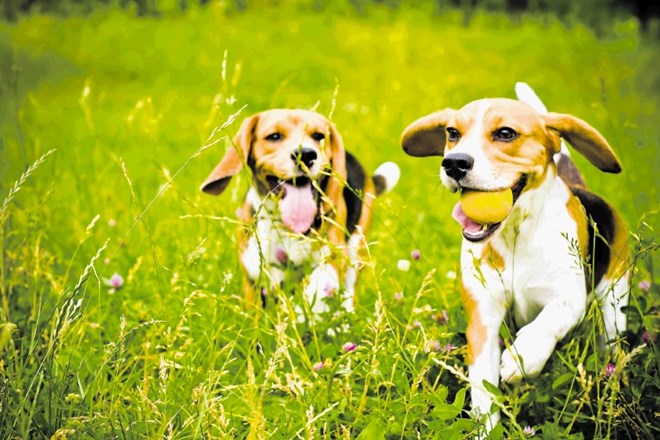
[
  {"left": 603, "top": 363, "right": 616, "bottom": 377},
  {"left": 323, "top": 283, "right": 336, "bottom": 297},
  {"left": 109, "top": 273, "right": 123, "bottom": 288},
  {"left": 427, "top": 340, "right": 442, "bottom": 352},
  {"left": 342, "top": 342, "right": 357, "bottom": 353},
  {"left": 411, "top": 249, "right": 421, "bottom": 260},
  {"left": 442, "top": 343, "right": 456, "bottom": 353},
  {"left": 642, "top": 330, "right": 652, "bottom": 344},
  {"left": 638, "top": 280, "right": 651, "bottom": 292},
  {"left": 105, "top": 273, "right": 124, "bottom": 293},
  {"left": 275, "top": 247, "right": 288, "bottom": 264}
]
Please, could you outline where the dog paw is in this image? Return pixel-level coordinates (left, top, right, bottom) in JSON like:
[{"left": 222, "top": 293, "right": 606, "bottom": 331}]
[
  {"left": 500, "top": 329, "right": 554, "bottom": 383},
  {"left": 500, "top": 348, "right": 525, "bottom": 383},
  {"left": 304, "top": 264, "right": 340, "bottom": 315},
  {"left": 341, "top": 295, "right": 355, "bottom": 313}
]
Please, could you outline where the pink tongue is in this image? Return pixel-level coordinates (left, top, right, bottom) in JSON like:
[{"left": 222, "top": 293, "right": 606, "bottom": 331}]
[
  {"left": 452, "top": 202, "right": 483, "bottom": 234},
  {"left": 279, "top": 183, "right": 318, "bottom": 234}
]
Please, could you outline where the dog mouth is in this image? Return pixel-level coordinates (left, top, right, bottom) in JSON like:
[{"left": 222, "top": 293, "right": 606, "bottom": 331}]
[
  {"left": 265, "top": 175, "right": 319, "bottom": 234},
  {"left": 266, "top": 175, "right": 313, "bottom": 194},
  {"left": 452, "top": 175, "right": 528, "bottom": 242}
]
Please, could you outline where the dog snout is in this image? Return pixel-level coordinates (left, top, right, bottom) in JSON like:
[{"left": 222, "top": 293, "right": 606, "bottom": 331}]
[
  {"left": 292, "top": 147, "right": 318, "bottom": 169},
  {"left": 442, "top": 153, "right": 474, "bottom": 181}
]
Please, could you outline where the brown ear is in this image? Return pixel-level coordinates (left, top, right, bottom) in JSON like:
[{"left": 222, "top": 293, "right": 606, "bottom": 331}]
[
  {"left": 544, "top": 112, "right": 621, "bottom": 173},
  {"left": 401, "top": 109, "right": 455, "bottom": 157},
  {"left": 200, "top": 114, "right": 259, "bottom": 195},
  {"left": 322, "top": 122, "right": 348, "bottom": 244},
  {"left": 323, "top": 122, "right": 348, "bottom": 206}
]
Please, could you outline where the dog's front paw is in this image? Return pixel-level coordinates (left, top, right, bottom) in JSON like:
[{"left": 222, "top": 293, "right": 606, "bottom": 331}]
[
  {"left": 500, "top": 328, "right": 554, "bottom": 383},
  {"left": 500, "top": 348, "right": 525, "bottom": 383},
  {"left": 304, "top": 264, "right": 340, "bottom": 315}
]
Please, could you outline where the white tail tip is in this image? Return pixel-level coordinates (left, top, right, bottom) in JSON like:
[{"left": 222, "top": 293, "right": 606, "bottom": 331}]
[
  {"left": 515, "top": 82, "right": 548, "bottom": 114},
  {"left": 373, "top": 161, "right": 400, "bottom": 193}
]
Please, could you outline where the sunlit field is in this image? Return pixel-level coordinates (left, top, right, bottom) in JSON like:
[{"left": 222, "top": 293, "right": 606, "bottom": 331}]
[{"left": 1, "top": 2, "right": 658, "bottom": 438}]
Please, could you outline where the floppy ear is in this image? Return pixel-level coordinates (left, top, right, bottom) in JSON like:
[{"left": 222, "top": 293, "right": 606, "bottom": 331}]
[
  {"left": 401, "top": 109, "right": 455, "bottom": 157},
  {"left": 544, "top": 112, "right": 621, "bottom": 173},
  {"left": 321, "top": 121, "right": 349, "bottom": 245},
  {"left": 323, "top": 121, "right": 348, "bottom": 207},
  {"left": 200, "top": 114, "right": 259, "bottom": 195}
]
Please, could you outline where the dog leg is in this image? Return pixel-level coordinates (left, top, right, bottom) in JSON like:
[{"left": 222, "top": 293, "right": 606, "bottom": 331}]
[
  {"left": 343, "top": 177, "right": 378, "bottom": 312},
  {"left": 243, "top": 279, "right": 258, "bottom": 309},
  {"left": 595, "top": 274, "right": 629, "bottom": 348},
  {"left": 304, "top": 263, "right": 340, "bottom": 315},
  {"left": 342, "top": 229, "right": 368, "bottom": 312},
  {"left": 462, "top": 281, "right": 505, "bottom": 432},
  {"left": 238, "top": 200, "right": 261, "bottom": 308},
  {"left": 501, "top": 282, "right": 587, "bottom": 383},
  {"left": 469, "top": 329, "right": 504, "bottom": 433}
]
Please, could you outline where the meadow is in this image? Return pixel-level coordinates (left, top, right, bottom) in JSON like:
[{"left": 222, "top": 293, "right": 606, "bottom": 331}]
[{"left": 0, "top": 1, "right": 658, "bottom": 438}]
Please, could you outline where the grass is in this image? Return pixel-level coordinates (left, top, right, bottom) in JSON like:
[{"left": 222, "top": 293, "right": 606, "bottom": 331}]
[{"left": 0, "top": 2, "right": 658, "bottom": 438}]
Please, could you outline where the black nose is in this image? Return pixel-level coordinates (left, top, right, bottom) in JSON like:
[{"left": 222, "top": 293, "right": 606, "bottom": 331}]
[
  {"left": 442, "top": 153, "right": 474, "bottom": 181},
  {"left": 292, "top": 148, "right": 317, "bottom": 169}
]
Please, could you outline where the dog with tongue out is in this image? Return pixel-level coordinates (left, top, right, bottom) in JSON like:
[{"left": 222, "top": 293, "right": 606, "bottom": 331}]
[{"left": 200, "top": 109, "right": 399, "bottom": 316}]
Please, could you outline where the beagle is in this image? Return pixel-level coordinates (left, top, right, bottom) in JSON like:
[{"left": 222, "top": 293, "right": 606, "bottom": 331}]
[
  {"left": 402, "top": 83, "right": 629, "bottom": 431},
  {"left": 201, "top": 109, "right": 399, "bottom": 315}
]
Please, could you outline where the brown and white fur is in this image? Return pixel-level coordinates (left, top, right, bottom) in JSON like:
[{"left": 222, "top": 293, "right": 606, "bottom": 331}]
[
  {"left": 201, "top": 109, "right": 399, "bottom": 315},
  {"left": 401, "top": 83, "right": 629, "bottom": 432}
]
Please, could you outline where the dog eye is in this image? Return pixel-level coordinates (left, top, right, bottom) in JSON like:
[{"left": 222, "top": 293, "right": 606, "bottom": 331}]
[
  {"left": 311, "top": 132, "right": 325, "bottom": 142},
  {"left": 265, "top": 132, "right": 282, "bottom": 141},
  {"left": 493, "top": 127, "right": 518, "bottom": 141},
  {"left": 446, "top": 127, "right": 461, "bottom": 142}
]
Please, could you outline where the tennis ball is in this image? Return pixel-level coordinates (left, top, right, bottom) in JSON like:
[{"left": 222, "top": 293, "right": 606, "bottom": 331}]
[{"left": 460, "top": 188, "right": 513, "bottom": 224}]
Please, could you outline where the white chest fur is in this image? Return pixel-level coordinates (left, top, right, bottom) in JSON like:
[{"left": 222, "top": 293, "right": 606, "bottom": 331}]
[
  {"left": 240, "top": 188, "right": 320, "bottom": 281},
  {"left": 460, "top": 172, "right": 600, "bottom": 432},
  {"left": 239, "top": 188, "right": 348, "bottom": 314},
  {"left": 462, "top": 173, "right": 586, "bottom": 326}
]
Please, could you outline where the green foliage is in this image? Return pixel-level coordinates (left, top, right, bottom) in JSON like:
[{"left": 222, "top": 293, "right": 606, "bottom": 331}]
[{"left": 1, "top": 3, "right": 658, "bottom": 439}]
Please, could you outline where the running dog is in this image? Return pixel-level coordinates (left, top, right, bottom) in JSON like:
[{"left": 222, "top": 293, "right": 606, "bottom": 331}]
[
  {"left": 202, "top": 109, "right": 399, "bottom": 314},
  {"left": 401, "top": 83, "right": 628, "bottom": 431}
]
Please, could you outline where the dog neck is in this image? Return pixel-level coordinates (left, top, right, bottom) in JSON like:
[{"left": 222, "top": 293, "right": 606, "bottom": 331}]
[{"left": 517, "top": 165, "right": 558, "bottom": 213}]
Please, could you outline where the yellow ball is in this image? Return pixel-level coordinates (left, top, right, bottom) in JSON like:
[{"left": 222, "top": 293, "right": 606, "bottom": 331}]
[{"left": 460, "top": 188, "right": 513, "bottom": 224}]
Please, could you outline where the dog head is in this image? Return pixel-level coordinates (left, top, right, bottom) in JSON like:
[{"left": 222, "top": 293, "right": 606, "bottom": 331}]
[
  {"left": 401, "top": 98, "right": 621, "bottom": 241},
  {"left": 201, "top": 109, "right": 347, "bottom": 234}
]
